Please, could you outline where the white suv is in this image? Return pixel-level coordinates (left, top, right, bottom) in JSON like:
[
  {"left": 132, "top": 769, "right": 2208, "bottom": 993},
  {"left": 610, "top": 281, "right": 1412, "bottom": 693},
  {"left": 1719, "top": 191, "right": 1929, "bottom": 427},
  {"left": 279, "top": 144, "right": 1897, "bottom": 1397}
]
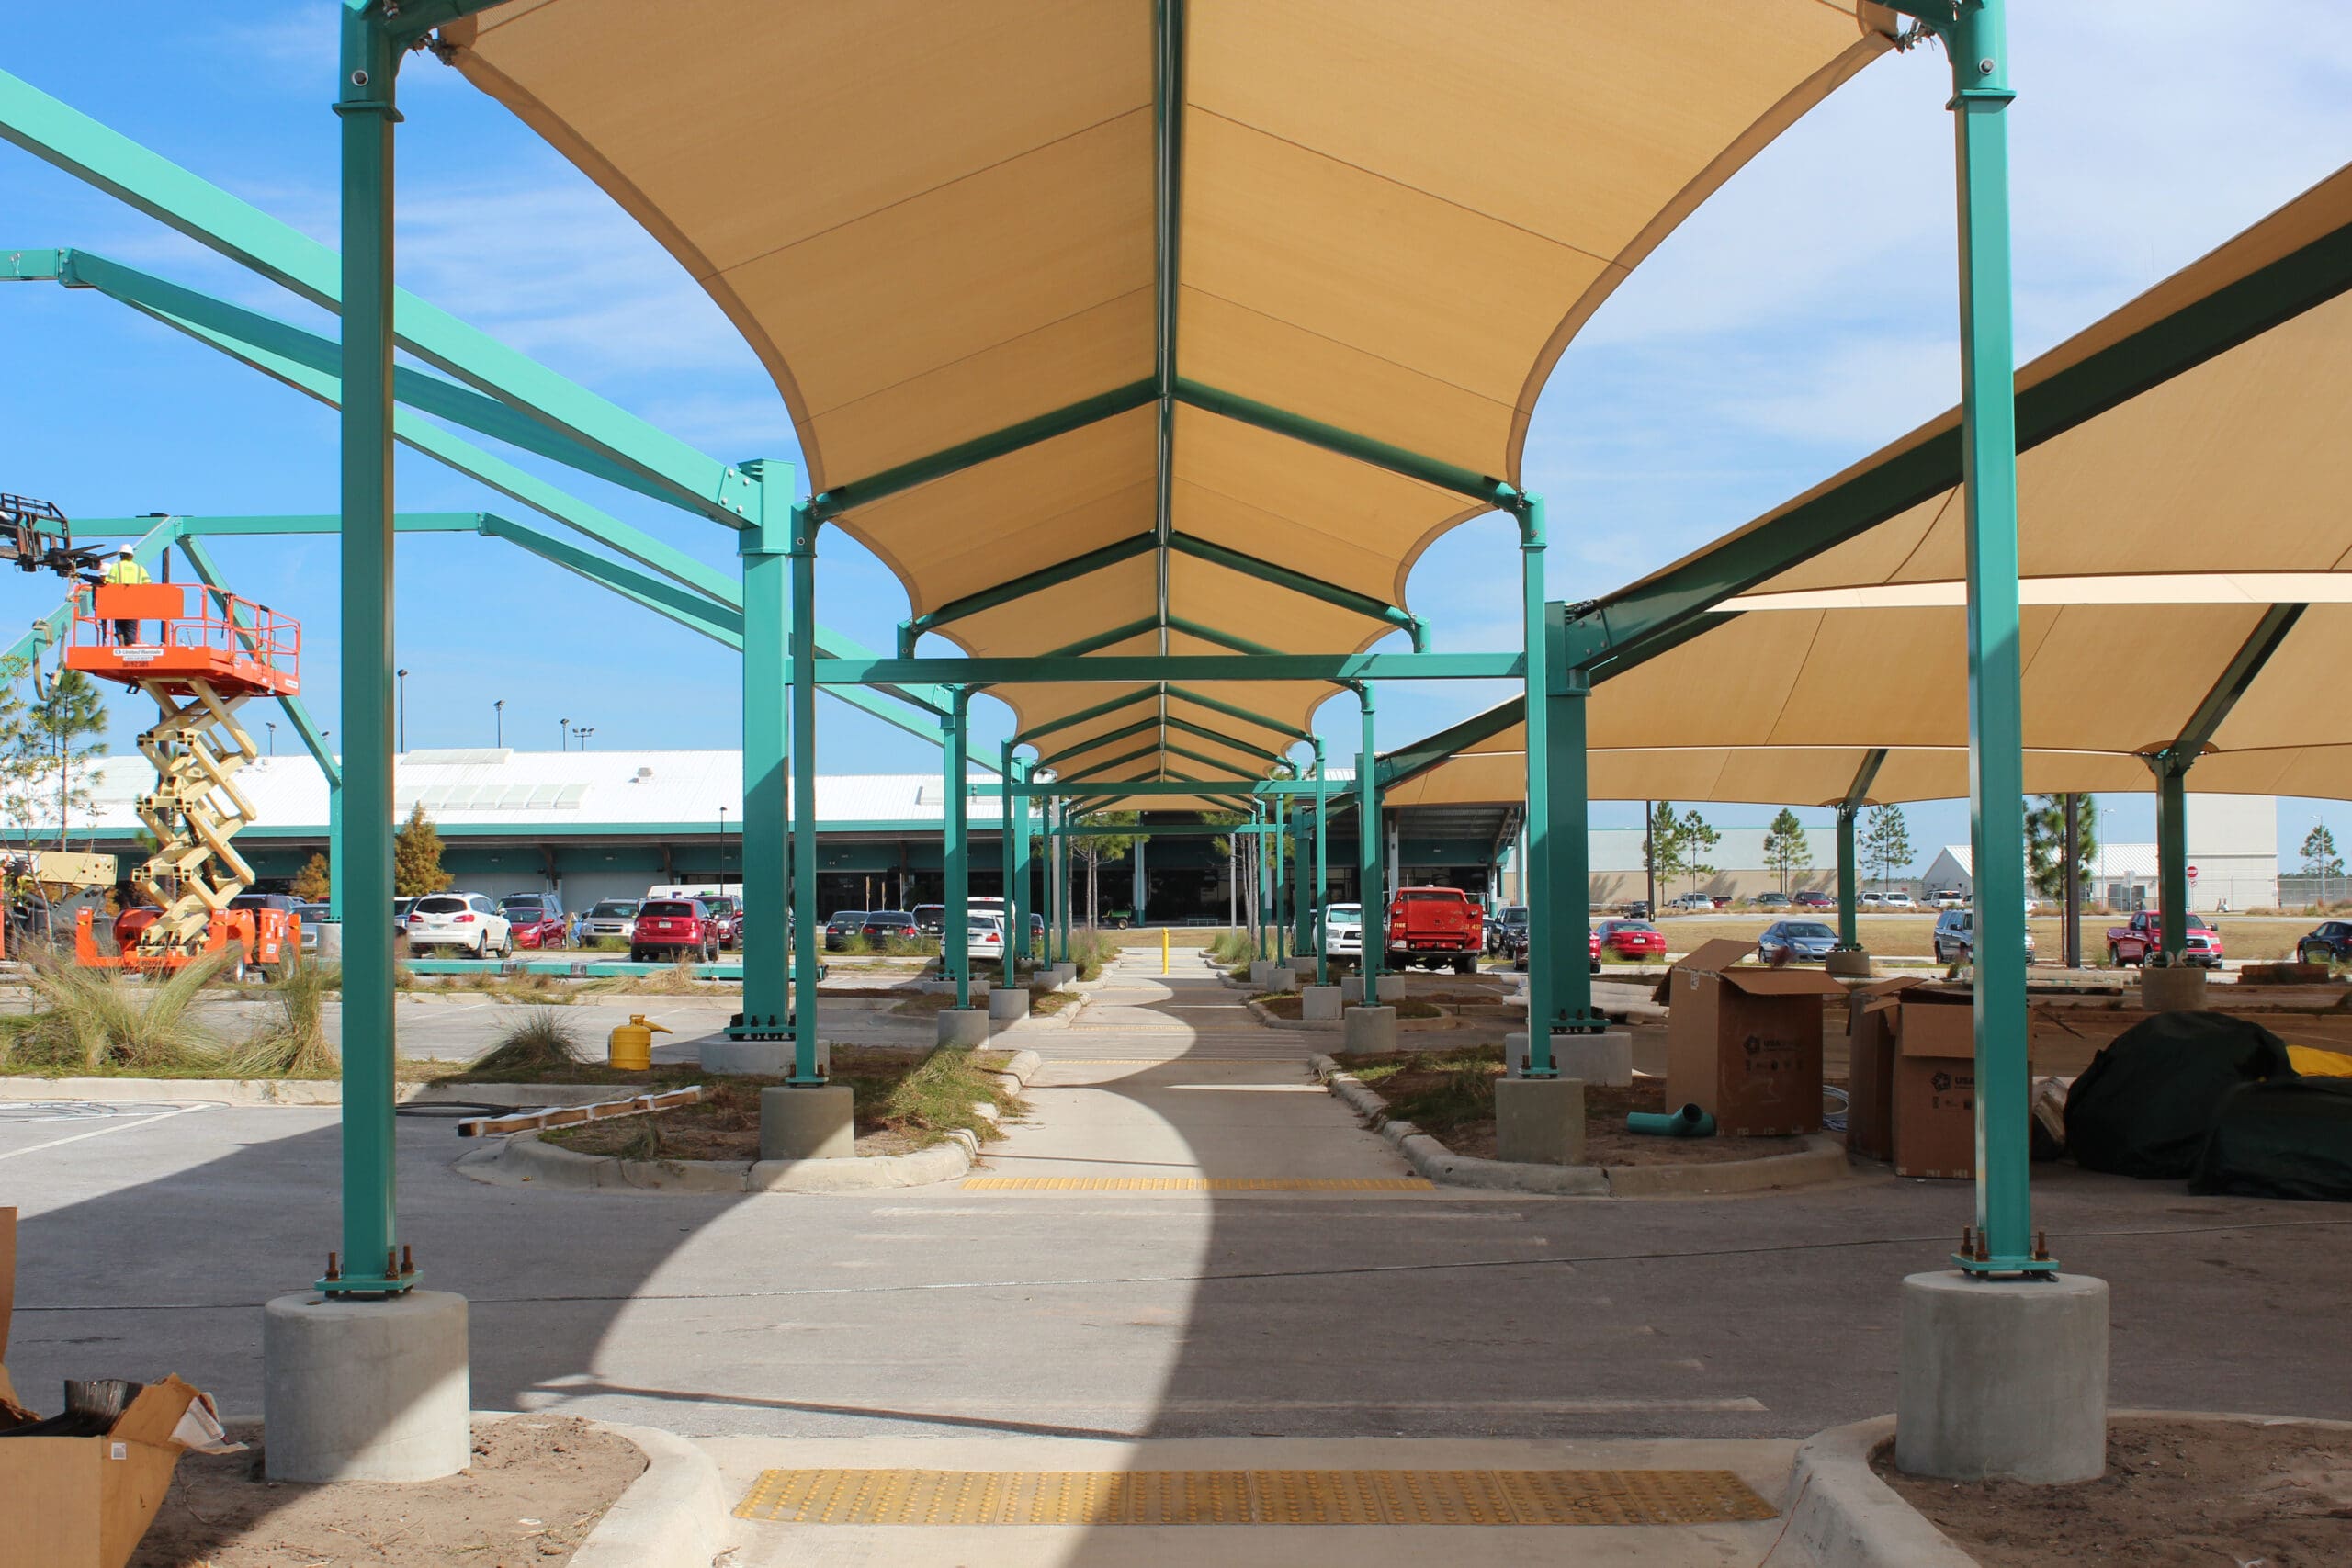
[
  {"left": 404, "top": 892, "right": 514, "bottom": 957},
  {"left": 1322, "top": 903, "right": 1363, "bottom": 963}
]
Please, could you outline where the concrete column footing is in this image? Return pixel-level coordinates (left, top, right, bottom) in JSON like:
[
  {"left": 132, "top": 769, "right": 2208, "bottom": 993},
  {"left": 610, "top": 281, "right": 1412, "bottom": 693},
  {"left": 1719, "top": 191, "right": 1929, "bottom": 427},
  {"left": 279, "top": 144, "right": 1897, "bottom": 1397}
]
[
  {"left": 1259, "top": 969, "right": 1296, "bottom": 993},
  {"left": 988, "top": 988, "right": 1031, "bottom": 1022},
  {"left": 1374, "top": 975, "right": 1407, "bottom": 1003},
  {"left": 1339, "top": 976, "right": 1365, "bottom": 1004},
  {"left": 2140, "top": 964, "right": 2209, "bottom": 1011},
  {"left": 263, "top": 1290, "right": 470, "bottom": 1483},
  {"left": 759, "top": 1083, "right": 855, "bottom": 1161},
  {"left": 702, "top": 1036, "right": 831, "bottom": 1077},
  {"left": 1494, "top": 1076, "right": 1586, "bottom": 1166},
  {"left": 1506, "top": 1030, "right": 1630, "bottom": 1087},
  {"left": 1825, "top": 949, "right": 1872, "bottom": 978},
  {"left": 1287, "top": 955, "right": 1318, "bottom": 976},
  {"left": 1341, "top": 1005, "right": 1397, "bottom": 1055},
  {"left": 1300, "top": 985, "right": 1343, "bottom": 1021},
  {"left": 1896, "top": 1270, "right": 2109, "bottom": 1483},
  {"left": 937, "top": 1007, "right": 991, "bottom": 1046}
]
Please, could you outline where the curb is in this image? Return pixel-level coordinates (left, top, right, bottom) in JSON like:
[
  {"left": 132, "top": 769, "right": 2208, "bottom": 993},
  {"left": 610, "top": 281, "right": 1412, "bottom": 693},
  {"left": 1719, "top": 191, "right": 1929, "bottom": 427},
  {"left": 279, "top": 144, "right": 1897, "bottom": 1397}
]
[
  {"left": 459, "top": 1048, "right": 1046, "bottom": 1194},
  {"left": 0, "top": 1077, "right": 639, "bottom": 1108},
  {"left": 571, "top": 1422, "right": 729, "bottom": 1568},
  {"left": 1783, "top": 1410, "right": 2352, "bottom": 1567},
  {"left": 1243, "top": 1000, "right": 1340, "bottom": 1032},
  {"left": 1309, "top": 1055, "right": 1844, "bottom": 1198}
]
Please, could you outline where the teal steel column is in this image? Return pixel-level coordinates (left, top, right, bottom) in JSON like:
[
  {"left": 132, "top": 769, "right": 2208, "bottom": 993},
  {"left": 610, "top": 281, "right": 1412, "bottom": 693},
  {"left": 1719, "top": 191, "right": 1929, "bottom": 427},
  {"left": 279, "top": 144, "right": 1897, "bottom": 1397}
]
[
  {"left": 1313, "top": 740, "right": 1329, "bottom": 987},
  {"left": 1357, "top": 687, "right": 1383, "bottom": 985},
  {"left": 1271, "top": 800, "right": 1286, "bottom": 962},
  {"left": 2154, "top": 756, "right": 2189, "bottom": 964},
  {"left": 328, "top": 5, "right": 403, "bottom": 1294},
  {"left": 944, "top": 686, "right": 971, "bottom": 1008},
  {"left": 734, "top": 474, "right": 790, "bottom": 1043},
  {"left": 1837, "top": 805, "right": 1861, "bottom": 950},
  {"left": 1000, "top": 742, "right": 1020, "bottom": 987},
  {"left": 786, "top": 502, "right": 822, "bottom": 1083},
  {"left": 1012, "top": 761, "right": 1033, "bottom": 969},
  {"left": 1290, "top": 801, "right": 1310, "bottom": 958},
  {"left": 1944, "top": 0, "right": 2036, "bottom": 1274},
  {"left": 1544, "top": 604, "right": 1600, "bottom": 1034},
  {"left": 326, "top": 781, "right": 344, "bottom": 923},
  {"left": 1055, "top": 799, "right": 1072, "bottom": 963},
  {"left": 1518, "top": 498, "right": 1555, "bottom": 1075}
]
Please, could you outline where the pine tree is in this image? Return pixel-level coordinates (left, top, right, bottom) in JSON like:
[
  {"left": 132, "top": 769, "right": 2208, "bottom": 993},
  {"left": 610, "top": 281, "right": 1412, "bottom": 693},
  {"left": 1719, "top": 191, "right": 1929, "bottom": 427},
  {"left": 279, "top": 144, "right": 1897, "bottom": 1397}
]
[
  {"left": 290, "top": 852, "right": 332, "bottom": 901},
  {"left": 26, "top": 669, "right": 107, "bottom": 848},
  {"left": 1679, "top": 807, "right": 1721, "bottom": 896},
  {"left": 1069, "top": 811, "right": 1136, "bottom": 926},
  {"left": 1762, "top": 807, "right": 1813, "bottom": 896},
  {"left": 1862, "top": 805, "right": 1914, "bottom": 892},
  {"left": 1645, "top": 800, "right": 1687, "bottom": 895},
  {"left": 393, "top": 804, "right": 455, "bottom": 897},
  {"left": 2025, "top": 795, "right": 2099, "bottom": 901}
]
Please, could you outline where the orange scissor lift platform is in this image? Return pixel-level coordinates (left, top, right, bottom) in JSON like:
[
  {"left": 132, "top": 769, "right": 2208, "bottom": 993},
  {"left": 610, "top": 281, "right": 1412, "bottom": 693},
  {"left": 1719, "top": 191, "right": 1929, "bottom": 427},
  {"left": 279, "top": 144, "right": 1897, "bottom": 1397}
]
[{"left": 64, "top": 582, "right": 304, "bottom": 976}]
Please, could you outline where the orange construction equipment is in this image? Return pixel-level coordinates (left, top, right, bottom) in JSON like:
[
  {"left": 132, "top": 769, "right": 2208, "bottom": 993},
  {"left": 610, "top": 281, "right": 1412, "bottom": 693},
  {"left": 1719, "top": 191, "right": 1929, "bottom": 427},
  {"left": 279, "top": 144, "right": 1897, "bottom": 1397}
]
[{"left": 64, "top": 582, "right": 303, "bottom": 976}]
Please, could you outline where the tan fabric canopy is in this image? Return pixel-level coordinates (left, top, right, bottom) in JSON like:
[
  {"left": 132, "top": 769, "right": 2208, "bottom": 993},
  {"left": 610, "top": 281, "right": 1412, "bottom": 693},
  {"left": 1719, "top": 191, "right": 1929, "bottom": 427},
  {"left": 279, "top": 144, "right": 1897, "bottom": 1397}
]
[
  {"left": 442, "top": 1, "right": 1895, "bottom": 782},
  {"left": 1390, "top": 164, "right": 2352, "bottom": 808}
]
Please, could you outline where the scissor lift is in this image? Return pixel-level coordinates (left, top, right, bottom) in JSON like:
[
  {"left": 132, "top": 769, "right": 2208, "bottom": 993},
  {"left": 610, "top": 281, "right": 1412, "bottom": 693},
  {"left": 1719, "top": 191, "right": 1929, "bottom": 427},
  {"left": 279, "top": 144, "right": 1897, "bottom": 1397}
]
[{"left": 64, "top": 580, "right": 304, "bottom": 975}]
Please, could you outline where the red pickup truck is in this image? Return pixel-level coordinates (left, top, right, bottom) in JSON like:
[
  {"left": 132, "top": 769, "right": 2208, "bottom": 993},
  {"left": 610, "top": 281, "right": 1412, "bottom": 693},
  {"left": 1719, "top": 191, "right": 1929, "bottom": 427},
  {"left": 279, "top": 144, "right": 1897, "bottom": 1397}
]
[
  {"left": 1384, "top": 886, "right": 1484, "bottom": 975},
  {"left": 2106, "top": 910, "right": 2224, "bottom": 969}
]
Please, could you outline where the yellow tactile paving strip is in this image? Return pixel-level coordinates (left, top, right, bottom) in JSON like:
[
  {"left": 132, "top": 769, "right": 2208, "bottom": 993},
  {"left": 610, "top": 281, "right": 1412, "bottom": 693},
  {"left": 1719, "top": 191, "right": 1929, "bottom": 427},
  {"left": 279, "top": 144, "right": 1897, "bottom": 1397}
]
[
  {"left": 734, "top": 1468, "right": 1780, "bottom": 1527},
  {"left": 959, "top": 1177, "right": 1434, "bottom": 1191}
]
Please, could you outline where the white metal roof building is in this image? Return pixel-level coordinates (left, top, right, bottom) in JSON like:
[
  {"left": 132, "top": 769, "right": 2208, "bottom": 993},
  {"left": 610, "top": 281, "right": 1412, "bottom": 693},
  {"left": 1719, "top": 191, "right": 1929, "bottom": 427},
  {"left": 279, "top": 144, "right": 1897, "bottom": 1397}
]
[{"left": 1921, "top": 796, "right": 2279, "bottom": 912}]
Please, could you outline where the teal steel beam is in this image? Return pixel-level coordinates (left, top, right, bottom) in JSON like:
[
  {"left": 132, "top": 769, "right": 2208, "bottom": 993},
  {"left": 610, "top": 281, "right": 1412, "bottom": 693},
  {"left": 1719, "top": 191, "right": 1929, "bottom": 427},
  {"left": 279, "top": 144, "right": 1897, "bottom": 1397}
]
[
  {"left": 1833, "top": 749, "right": 1887, "bottom": 952},
  {"left": 1040, "top": 617, "right": 1159, "bottom": 660},
  {"left": 1150, "top": 0, "right": 1187, "bottom": 654},
  {"left": 900, "top": 535, "right": 1158, "bottom": 653},
  {"left": 77, "top": 512, "right": 479, "bottom": 537},
  {"left": 1172, "top": 378, "right": 1514, "bottom": 507},
  {"left": 1357, "top": 686, "right": 1383, "bottom": 987},
  {"left": 2167, "top": 604, "right": 2306, "bottom": 757},
  {"left": 174, "top": 532, "right": 341, "bottom": 787},
  {"left": 477, "top": 515, "right": 743, "bottom": 645},
  {"left": 1165, "top": 616, "right": 1283, "bottom": 656},
  {"left": 1167, "top": 685, "right": 1311, "bottom": 741},
  {"left": 1375, "top": 696, "right": 1516, "bottom": 790},
  {"left": 1165, "top": 713, "right": 1283, "bottom": 764},
  {"left": 1016, "top": 687, "right": 1159, "bottom": 746},
  {"left": 1012, "top": 778, "right": 1342, "bottom": 798},
  {"left": 1941, "top": 0, "right": 2036, "bottom": 1277},
  {"left": 0, "top": 66, "right": 754, "bottom": 528},
  {"left": 325, "top": 4, "right": 403, "bottom": 1296},
  {"left": 805, "top": 380, "right": 1156, "bottom": 522},
  {"left": 787, "top": 500, "right": 823, "bottom": 1081},
  {"left": 1537, "top": 598, "right": 1603, "bottom": 1042},
  {"left": 1058, "top": 821, "right": 1274, "bottom": 838},
  {"left": 1166, "top": 534, "right": 1424, "bottom": 649},
  {"left": 944, "top": 687, "right": 973, "bottom": 1009},
  {"left": 729, "top": 475, "right": 792, "bottom": 1043},
  {"left": 19, "top": 248, "right": 687, "bottom": 511},
  {"left": 1161, "top": 742, "right": 1261, "bottom": 780},
  {"left": 817, "top": 653, "right": 1522, "bottom": 684}
]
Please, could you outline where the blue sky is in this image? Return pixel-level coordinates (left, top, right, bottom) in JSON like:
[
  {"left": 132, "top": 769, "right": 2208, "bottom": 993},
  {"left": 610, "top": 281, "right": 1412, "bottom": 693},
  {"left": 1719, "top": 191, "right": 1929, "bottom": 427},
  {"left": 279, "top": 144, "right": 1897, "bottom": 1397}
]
[{"left": 3, "top": 5, "right": 2350, "bottom": 870}]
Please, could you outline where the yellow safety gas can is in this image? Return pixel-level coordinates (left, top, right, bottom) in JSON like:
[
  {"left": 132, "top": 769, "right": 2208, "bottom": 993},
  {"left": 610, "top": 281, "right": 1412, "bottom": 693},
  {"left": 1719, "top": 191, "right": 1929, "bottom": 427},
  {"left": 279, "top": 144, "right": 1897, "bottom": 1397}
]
[{"left": 607, "top": 1013, "right": 671, "bottom": 1070}]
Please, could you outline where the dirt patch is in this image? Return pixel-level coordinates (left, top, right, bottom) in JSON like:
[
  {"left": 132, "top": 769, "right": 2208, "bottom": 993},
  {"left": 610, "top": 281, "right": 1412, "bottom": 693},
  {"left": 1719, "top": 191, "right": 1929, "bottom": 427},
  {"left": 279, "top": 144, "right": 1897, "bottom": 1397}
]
[
  {"left": 540, "top": 1046, "right": 1023, "bottom": 1160},
  {"left": 1878, "top": 1417, "right": 2352, "bottom": 1568},
  {"left": 132, "top": 1415, "right": 643, "bottom": 1567}
]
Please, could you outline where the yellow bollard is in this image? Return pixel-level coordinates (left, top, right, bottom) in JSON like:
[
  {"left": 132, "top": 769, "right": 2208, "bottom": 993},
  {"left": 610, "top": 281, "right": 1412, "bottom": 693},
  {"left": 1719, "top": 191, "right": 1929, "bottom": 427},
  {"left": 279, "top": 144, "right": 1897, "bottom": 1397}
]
[
  {"left": 1161, "top": 926, "right": 1170, "bottom": 975},
  {"left": 607, "top": 1012, "right": 671, "bottom": 1070}
]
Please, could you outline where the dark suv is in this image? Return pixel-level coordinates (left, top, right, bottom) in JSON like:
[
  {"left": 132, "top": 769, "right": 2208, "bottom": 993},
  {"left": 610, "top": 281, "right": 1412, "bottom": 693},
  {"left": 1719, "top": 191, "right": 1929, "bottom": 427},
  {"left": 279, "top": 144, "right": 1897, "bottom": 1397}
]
[
  {"left": 862, "top": 910, "right": 918, "bottom": 943},
  {"left": 701, "top": 894, "right": 742, "bottom": 951},
  {"left": 1486, "top": 904, "right": 1529, "bottom": 958}
]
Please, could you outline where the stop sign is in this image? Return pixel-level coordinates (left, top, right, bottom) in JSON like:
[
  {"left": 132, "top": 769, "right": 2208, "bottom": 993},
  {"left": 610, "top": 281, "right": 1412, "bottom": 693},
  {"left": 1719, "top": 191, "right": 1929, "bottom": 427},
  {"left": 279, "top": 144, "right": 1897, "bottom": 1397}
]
[{"left": 2188, "top": 865, "right": 2199, "bottom": 882}]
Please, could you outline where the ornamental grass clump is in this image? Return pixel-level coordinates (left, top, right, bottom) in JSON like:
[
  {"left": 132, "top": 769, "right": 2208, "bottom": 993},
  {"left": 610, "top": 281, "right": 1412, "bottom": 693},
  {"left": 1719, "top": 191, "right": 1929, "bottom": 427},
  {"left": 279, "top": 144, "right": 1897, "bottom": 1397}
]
[
  {"left": 222, "top": 958, "right": 341, "bottom": 1079},
  {"left": 467, "top": 1007, "right": 585, "bottom": 1079},
  {"left": 15, "top": 952, "right": 234, "bottom": 1073}
]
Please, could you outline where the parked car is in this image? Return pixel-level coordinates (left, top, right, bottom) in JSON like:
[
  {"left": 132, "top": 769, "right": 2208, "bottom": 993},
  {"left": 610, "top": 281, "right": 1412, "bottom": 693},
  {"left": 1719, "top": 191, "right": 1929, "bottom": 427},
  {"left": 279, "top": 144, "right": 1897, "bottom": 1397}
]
[
  {"left": 702, "top": 894, "right": 742, "bottom": 950},
  {"left": 911, "top": 904, "right": 947, "bottom": 935},
  {"left": 1878, "top": 890, "right": 1917, "bottom": 909},
  {"left": 295, "top": 901, "right": 333, "bottom": 957},
  {"left": 861, "top": 910, "right": 919, "bottom": 944},
  {"left": 1758, "top": 919, "right": 1838, "bottom": 964},
  {"left": 2107, "top": 910, "right": 2223, "bottom": 969},
  {"left": 1792, "top": 890, "right": 1836, "bottom": 910},
  {"left": 2296, "top": 921, "right": 2352, "bottom": 966},
  {"left": 1486, "top": 904, "right": 1529, "bottom": 958},
  {"left": 1620, "top": 899, "right": 1652, "bottom": 919},
  {"left": 1384, "top": 886, "right": 1484, "bottom": 974},
  {"left": 1322, "top": 902, "right": 1363, "bottom": 965},
  {"left": 392, "top": 896, "right": 415, "bottom": 936},
  {"left": 1593, "top": 919, "right": 1667, "bottom": 960},
  {"left": 825, "top": 910, "right": 870, "bottom": 952},
  {"left": 1931, "top": 908, "right": 2037, "bottom": 966},
  {"left": 1589, "top": 928, "right": 1601, "bottom": 975},
  {"left": 404, "top": 892, "right": 514, "bottom": 957},
  {"left": 1751, "top": 892, "right": 1792, "bottom": 909},
  {"left": 1932, "top": 888, "right": 1968, "bottom": 909},
  {"left": 1029, "top": 911, "right": 1046, "bottom": 953},
  {"left": 633, "top": 897, "right": 719, "bottom": 963},
  {"left": 577, "top": 898, "right": 639, "bottom": 945},
  {"left": 499, "top": 892, "right": 568, "bottom": 950},
  {"left": 968, "top": 912, "right": 1006, "bottom": 961},
  {"left": 1668, "top": 892, "right": 1715, "bottom": 912}
]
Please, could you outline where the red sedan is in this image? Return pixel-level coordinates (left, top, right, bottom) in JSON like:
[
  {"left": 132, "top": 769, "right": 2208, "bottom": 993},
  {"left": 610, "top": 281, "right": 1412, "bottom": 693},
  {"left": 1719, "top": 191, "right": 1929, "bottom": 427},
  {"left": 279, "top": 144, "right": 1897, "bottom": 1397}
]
[
  {"left": 1593, "top": 919, "right": 1668, "bottom": 959},
  {"left": 498, "top": 894, "right": 568, "bottom": 950}
]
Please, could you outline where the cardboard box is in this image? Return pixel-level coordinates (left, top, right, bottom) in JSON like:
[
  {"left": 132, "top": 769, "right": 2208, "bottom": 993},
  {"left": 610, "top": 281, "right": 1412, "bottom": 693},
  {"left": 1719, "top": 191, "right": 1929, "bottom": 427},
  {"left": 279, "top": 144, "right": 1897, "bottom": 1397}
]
[
  {"left": 1893, "top": 997, "right": 1979, "bottom": 1179},
  {"left": 0, "top": 1207, "right": 207, "bottom": 1568},
  {"left": 1659, "top": 939, "right": 1839, "bottom": 1136},
  {"left": 1844, "top": 977, "right": 1931, "bottom": 1161}
]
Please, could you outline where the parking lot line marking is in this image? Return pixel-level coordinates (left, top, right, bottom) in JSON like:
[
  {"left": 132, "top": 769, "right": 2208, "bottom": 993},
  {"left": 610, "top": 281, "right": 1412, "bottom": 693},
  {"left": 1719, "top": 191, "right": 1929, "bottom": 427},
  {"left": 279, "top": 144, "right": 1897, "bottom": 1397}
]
[{"left": 0, "top": 1100, "right": 218, "bottom": 1162}]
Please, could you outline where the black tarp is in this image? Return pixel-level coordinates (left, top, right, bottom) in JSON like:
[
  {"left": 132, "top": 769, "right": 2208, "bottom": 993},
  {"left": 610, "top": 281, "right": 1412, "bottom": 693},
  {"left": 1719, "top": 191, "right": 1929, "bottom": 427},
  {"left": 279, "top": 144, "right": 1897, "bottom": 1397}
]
[
  {"left": 2191, "top": 1077, "right": 2352, "bottom": 1201},
  {"left": 2064, "top": 1010, "right": 2296, "bottom": 1179}
]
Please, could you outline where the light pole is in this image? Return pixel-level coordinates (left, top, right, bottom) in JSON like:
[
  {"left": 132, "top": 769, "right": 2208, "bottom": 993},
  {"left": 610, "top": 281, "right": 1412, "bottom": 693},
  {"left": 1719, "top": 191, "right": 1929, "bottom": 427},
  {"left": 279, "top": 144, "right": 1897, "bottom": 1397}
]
[
  {"left": 266, "top": 720, "right": 277, "bottom": 757},
  {"left": 718, "top": 806, "right": 729, "bottom": 890},
  {"left": 571, "top": 725, "right": 594, "bottom": 750},
  {"left": 559, "top": 716, "right": 568, "bottom": 752},
  {"left": 494, "top": 698, "right": 503, "bottom": 748},
  {"left": 396, "top": 668, "right": 408, "bottom": 753}
]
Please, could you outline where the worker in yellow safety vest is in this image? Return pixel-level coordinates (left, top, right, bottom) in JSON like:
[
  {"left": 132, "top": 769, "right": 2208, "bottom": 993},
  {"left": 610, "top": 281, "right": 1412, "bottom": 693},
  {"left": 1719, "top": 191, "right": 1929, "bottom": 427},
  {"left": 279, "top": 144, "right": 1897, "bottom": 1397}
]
[{"left": 103, "top": 545, "right": 150, "bottom": 645}]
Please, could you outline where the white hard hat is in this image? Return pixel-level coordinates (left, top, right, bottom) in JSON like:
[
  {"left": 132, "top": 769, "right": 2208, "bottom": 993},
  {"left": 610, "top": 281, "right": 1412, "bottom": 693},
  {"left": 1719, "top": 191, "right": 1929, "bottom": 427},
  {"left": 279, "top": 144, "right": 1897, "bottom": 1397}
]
[{"left": 116, "top": 544, "right": 134, "bottom": 556}]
